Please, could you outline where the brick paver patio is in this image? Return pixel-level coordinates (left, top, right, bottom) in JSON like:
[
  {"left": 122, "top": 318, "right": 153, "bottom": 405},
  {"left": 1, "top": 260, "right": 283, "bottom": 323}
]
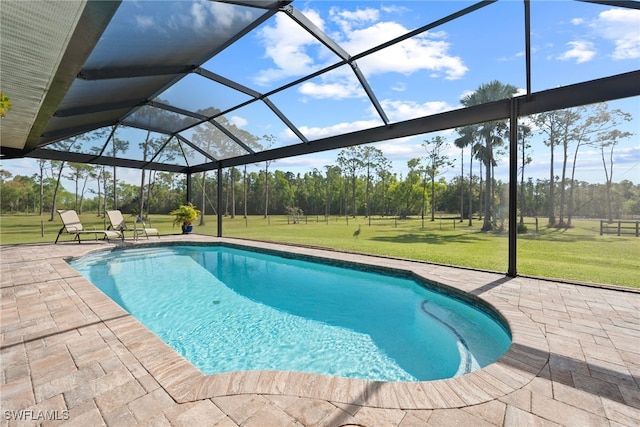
[{"left": 1, "top": 236, "right": 638, "bottom": 426}]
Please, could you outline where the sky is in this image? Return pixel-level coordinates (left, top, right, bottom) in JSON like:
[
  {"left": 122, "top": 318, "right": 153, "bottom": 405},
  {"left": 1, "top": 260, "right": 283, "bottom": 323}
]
[{"left": 2, "top": 0, "right": 638, "bottom": 190}]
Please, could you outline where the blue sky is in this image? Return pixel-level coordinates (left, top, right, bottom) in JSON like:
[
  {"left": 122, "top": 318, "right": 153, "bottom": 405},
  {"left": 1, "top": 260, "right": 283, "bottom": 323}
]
[{"left": 2, "top": 0, "right": 639, "bottom": 188}]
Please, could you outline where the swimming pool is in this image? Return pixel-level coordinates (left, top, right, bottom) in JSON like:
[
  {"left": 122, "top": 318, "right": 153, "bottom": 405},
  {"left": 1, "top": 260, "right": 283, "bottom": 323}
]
[{"left": 69, "top": 244, "right": 511, "bottom": 382}]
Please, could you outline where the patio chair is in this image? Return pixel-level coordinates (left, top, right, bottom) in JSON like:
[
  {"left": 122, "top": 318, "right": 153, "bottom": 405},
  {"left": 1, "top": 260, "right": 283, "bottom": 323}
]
[
  {"left": 107, "top": 210, "right": 159, "bottom": 240},
  {"left": 133, "top": 215, "right": 160, "bottom": 240},
  {"left": 55, "top": 210, "right": 122, "bottom": 244}
]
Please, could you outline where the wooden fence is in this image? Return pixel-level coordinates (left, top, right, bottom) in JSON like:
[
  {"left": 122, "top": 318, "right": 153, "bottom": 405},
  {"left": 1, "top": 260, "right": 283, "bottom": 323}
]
[{"left": 600, "top": 220, "right": 640, "bottom": 237}]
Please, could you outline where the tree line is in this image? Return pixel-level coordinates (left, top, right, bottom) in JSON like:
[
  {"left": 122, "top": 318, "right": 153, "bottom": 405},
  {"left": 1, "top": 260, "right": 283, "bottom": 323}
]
[
  {"left": 2, "top": 157, "right": 639, "bottom": 226},
  {"left": 1, "top": 82, "right": 636, "bottom": 229}
]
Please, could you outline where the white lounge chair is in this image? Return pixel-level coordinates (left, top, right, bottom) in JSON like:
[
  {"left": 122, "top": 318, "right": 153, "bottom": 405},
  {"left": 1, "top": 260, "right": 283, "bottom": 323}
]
[
  {"left": 55, "top": 210, "right": 121, "bottom": 244},
  {"left": 107, "top": 210, "right": 159, "bottom": 240}
]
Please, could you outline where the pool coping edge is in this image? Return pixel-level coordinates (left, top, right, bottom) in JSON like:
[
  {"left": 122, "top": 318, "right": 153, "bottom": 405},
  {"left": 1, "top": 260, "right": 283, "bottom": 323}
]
[{"left": 61, "top": 237, "right": 550, "bottom": 410}]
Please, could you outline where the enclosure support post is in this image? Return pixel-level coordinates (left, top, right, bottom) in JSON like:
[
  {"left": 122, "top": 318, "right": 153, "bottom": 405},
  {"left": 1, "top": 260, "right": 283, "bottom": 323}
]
[
  {"left": 217, "top": 167, "right": 223, "bottom": 237},
  {"left": 508, "top": 98, "right": 519, "bottom": 277},
  {"left": 186, "top": 172, "right": 192, "bottom": 204}
]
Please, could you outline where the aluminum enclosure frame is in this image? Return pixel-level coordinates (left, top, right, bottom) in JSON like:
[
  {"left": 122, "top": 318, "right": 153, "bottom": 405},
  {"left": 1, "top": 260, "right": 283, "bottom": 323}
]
[{"left": 1, "top": 1, "right": 639, "bottom": 279}]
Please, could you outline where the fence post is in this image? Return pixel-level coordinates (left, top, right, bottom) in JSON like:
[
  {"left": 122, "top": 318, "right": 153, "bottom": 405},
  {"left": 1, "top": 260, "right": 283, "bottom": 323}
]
[
  {"left": 636, "top": 221, "right": 639, "bottom": 237},
  {"left": 535, "top": 217, "right": 539, "bottom": 233},
  {"left": 618, "top": 221, "right": 621, "bottom": 236},
  {"left": 41, "top": 220, "right": 44, "bottom": 237},
  {"left": 600, "top": 220, "right": 603, "bottom": 236}
]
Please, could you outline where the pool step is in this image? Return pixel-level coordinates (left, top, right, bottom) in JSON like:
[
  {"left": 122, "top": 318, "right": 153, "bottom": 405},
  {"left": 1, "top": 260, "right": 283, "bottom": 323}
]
[{"left": 419, "top": 300, "right": 477, "bottom": 375}]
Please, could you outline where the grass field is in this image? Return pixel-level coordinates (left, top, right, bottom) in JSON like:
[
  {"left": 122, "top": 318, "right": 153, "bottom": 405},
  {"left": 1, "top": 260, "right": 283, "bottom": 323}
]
[{"left": 1, "top": 212, "right": 638, "bottom": 288}]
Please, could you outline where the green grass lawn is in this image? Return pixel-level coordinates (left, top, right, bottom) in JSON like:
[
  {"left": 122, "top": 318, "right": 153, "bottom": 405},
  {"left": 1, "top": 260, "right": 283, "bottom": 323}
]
[{"left": 1, "top": 213, "right": 638, "bottom": 288}]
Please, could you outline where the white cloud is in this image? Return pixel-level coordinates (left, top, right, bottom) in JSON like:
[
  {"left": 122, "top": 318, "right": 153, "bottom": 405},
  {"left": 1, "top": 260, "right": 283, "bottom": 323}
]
[
  {"left": 381, "top": 5, "right": 410, "bottom": 15},
  {"left": 593, "top": 8, "right": 640, "bottom": 60},
  {"left": 230, "top": 116, "right": 248, "bottom": 128},
  {"left": 283, "top": 119, "right": 381, "bottom": 141},
  {"left": 557, "top": 40, "right": 596, "bottom": 63},
  {"left": 381, "top": 99, "right": 453, "bottom": 122},
  {"left": 190, "top": 2, "right": 207, "bottom": 29},
  {"left": 272, "top": 155, "right": 336, "bottom": 171},
  {"left": 253, "top": 5, "right": 468, "bottom": 91},
  {"left": 299, "top": 81, "right": 364, "bottom": 99},
  {"left": 391, "top": 82, "right": 407, "bottom": 92},
  {"left": 514, "top": 87, "right": 528, "bottom": 97},
  {"left": 329, "top": 6, "right": 379, "bottom": 33},
  {"left": 458, "top": 90, "right": 474, "bottom": 102},
  {"left": 375, "top": 139, "right": 422, "bottom": 160},
  {"left": 1, "top": 158, "right": 39, "bottom": 179},
  {"left": 374, "top": 131, "right": 461, "bottom": 165},
  {"left": 615, "top": 145, "right": 640, "bottom": 166},
  {"left": 204, "top": 1, "right": 237, "bottom": 30},
  {"left": 253, "top": 11, "right": 324, "bottom": 86},
  {"left": 344, "top": 23, "right": 467, "bottom": 80},
  {"left": 499, "top": 50, "right": 526, "bottom": 62},
  {"left": 189, "top": 1, "right": 254, "bottom": 33},
  {"left": 135, "top": 16, "right": 154, "bottom": 30}
]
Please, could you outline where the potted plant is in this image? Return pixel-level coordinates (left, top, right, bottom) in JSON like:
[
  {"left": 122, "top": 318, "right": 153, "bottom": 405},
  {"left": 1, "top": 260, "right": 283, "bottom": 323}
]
[
  {"left": 170, "top": 203, "right": 201, "bottom": 234},
  {"left": 0, "top": 91, "right": 12, "bottom": 118}
]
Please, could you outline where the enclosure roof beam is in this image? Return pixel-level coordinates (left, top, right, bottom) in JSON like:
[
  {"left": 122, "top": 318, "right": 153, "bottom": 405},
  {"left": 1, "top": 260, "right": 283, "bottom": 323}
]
[
  {"left": 351, "top": 1, "right": 497, "bottom": 62},
  {"left": 26, "top": 148, "right": 187, "bottom": 173},
  {"left": 577, "top": 0, "right": 640, "bottom": 10},
  {"left": 518, "top": 70, "right": 640, "bottom": 116},
  {"left": 39, "top": 120, "right": 118, "bottom": 141},
  {"left": 54, "top": 100, "right": 143, "bottom": 117},
  {"left": 148, "top": 101, "right": 209, "bottom": 121},
  {"left": 207, "top": 120, "right": 256, "bottom": 155},
  {"left": 218, "top": 0, "right": 292, "bottom": 10},
  {"left": 351, "top": 62, "right": 389, "bottom": 126},
  {"left": 524, "top": 0, "right": 532, "bottom": 97},
  {"left": 190, "top": 70, "right": 640, "bottom": 173},
  {"left": 146, "top": 135, "right": 175, "bottom": 167},
  {"left": 262, "top": 97, "right": 309, "bottom": 143},
  {"left": 119, "top": 122, "right": 179, "bottom": 137},
  {"left": 77, "top": 65, "right": 195, "bottom": 80},
  {"left": 175, "top": 134, "right": 219, "bottom": 163},
  {"left": 282, "top": 4, "right": 350, "bottom": 61},
  {"left": 196, "top": 68, "right": 262, "bottom": 99},
  {"left": 192, "top": 100, "right": 509, "bottom": 172}
]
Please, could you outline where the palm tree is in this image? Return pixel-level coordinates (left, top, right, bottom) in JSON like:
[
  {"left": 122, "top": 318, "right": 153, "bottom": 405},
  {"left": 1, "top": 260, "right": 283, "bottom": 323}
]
[{"left": 460, "top": 81, "right": 518, "bottom": 232}]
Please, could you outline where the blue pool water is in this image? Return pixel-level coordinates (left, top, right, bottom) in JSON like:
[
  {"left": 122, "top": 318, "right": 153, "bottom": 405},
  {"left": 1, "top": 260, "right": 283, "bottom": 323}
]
[{"left": 69, "top": 245, "right": 511, "bottom": 381}]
